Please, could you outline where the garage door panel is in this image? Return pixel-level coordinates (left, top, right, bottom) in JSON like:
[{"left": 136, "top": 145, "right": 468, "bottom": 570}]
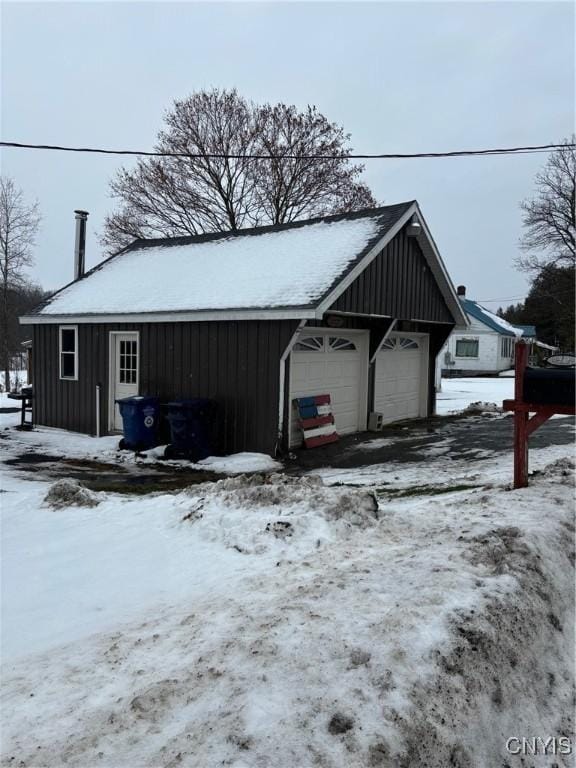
[
  {"left": 374, "top": 334, "right": 428, "bottom": 425},
  {"left": 334, "top": 391, "right": 358, "bottom": 404},
  {"left": 289, "top": 332, "right": 367, "bottom": 447}
]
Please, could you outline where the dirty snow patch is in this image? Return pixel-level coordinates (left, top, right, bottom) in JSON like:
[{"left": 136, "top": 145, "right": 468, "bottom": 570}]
[
  {"left": 183, "top": 473, "right": 379, "bottom": 555},
  {"left": 44, "top": 479, "right": 100, "bottom": 509},
  {"left": 196, "top": 452, "right": 282, "bottom": 474}
]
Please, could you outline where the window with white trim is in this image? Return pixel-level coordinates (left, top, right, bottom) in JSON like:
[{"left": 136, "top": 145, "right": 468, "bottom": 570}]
[
  {"left": 59, "top": 326, "right": 78, "bottom": 379},
  {"left": 501, "top": 336, "right": 514, "bottom": 358},
  {"left": 455, "top": 339, "right": 479, "bottom": 358}
]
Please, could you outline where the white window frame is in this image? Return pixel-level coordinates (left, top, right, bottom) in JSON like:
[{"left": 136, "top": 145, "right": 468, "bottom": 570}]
[
  {"left": 501, "top": 336, "right": 514, "bottom": 358},
  {"left": 455, "top": 338, "right": 479, "bottom": 358},
  {"left": 59, "top": 325, "right": 78, "bottom": 380}
]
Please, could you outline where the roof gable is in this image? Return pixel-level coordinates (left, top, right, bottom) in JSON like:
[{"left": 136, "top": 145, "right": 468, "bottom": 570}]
[{"left": 327, "top": 226, "right": 454, "bottom": 323}]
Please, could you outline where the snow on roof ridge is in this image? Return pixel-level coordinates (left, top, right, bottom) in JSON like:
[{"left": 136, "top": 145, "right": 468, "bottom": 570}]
[{"left": 128, "top": 200, "right": 417, "bottom": 251}]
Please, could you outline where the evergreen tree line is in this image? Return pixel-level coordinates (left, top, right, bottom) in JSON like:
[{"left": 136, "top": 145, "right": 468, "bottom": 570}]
[{"left": 497, "top": 265, "right": 575, "bottom": 351}]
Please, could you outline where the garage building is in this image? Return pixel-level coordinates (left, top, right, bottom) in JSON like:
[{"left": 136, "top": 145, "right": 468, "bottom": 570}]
[{"left": 21, "top": 201, "right": 467, "bottom": 455}]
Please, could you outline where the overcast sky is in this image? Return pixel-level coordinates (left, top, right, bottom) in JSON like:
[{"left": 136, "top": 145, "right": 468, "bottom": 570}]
[{"left": 1, "top": 1, "right": 574, "bottom": 309}]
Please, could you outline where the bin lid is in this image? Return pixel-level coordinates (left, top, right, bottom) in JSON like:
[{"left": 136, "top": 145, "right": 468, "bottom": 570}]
[
  {"left": 115, "top": 395, "right": 159, "bottom": 405},
  {"left": 166, "top": 398, "right": 215, "bottom": 408}
]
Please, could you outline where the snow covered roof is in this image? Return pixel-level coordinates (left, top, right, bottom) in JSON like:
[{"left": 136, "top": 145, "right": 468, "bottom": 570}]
[
  {"left": 23, "top": 202, "right": 467, "bottom": 325},
  {"left": 461, "top": 299, "right": 528, "bottom": 337}
]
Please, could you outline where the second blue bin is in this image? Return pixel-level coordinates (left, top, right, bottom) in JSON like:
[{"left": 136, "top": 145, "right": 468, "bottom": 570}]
[{"left": 164, "top": 399, "right": 217, "bottom": 460}]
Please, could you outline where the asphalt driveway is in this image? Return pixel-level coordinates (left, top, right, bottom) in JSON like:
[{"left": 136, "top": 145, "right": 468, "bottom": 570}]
[{"left": 287, "top": 412, "right": 575, "bottom": 472}]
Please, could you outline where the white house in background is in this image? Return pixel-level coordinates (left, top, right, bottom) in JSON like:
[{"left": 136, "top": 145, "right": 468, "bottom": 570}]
[{"left": 439, "top": 286, "right": 535, "bottom": 378}]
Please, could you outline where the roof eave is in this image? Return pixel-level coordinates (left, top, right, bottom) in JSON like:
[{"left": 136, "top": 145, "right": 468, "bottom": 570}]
[{"left": 20, "top": 308, "right": 318, "bottom": 325}]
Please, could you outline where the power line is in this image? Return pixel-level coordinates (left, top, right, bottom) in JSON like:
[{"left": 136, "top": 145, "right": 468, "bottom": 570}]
[
  {"left": 0, "top": 140, "right": 573, "bottom": 160},
  {"left": 478, "top": 287, "right": 575, "bottom": 303},
  {"left": 477, "top": 294, "right": 531, "bottom": 302}
]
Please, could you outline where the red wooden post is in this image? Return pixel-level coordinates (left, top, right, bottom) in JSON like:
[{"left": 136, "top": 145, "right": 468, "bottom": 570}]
[
  {"left": 513, "top": 341, "right": 529, "bottom": 488},
  {"left": 503, "top": 344, "right": 575, "bottom": 488}
]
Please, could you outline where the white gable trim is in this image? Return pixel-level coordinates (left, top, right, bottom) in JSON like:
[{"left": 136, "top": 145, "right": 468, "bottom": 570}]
[{"left": 411, "top": 205, "right": 468, "bottom": 327}]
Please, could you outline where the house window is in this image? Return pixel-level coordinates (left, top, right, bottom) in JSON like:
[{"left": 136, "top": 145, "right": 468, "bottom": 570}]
[
  {"left": 455, "top": 339, "right": 479, "bottom": 358},
  {"left": 59, "top": 326, "right": 78, "bottom": 379},
  {"left": 501, "top": 337, "right": 514, "bottom": 358}
]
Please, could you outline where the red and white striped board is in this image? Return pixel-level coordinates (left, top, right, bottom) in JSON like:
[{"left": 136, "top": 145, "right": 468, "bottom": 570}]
[{"left": 294, "top": 394, "right": 339, "bottom": 448}]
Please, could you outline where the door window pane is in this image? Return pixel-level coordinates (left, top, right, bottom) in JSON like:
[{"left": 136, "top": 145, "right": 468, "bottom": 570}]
[{"left": 119, "top": 339, "right": 138, "bottom": 384}]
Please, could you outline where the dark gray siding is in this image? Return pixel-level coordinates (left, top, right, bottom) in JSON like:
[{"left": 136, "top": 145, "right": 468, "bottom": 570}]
[
  {"left": 32, "top": 320, "right": 299, "bottom": 455},
  {"left": 329, "top": 228, "right": 453, "bottom": 323}
]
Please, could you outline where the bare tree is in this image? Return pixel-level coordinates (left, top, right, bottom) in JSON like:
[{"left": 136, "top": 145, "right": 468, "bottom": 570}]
[
  {"left": 0, "top": 177, "right": 41, "bottom": 391},
  {"left": 102, "top": 89, "right": 377, "bottom": 254},
  {"left": 517, "top": 136, "right": 576, "bottom": 272},
  {"left": 252, "top": 103, "right": 376, "bottom": 224},
  {"left": 102, "top": 90, "right": 263, "bottom": 253}
]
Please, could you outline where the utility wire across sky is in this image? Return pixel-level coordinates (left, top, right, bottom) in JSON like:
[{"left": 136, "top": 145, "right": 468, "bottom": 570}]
[{"left": 0, "top": 140, "right": 573, "bottom": 160}]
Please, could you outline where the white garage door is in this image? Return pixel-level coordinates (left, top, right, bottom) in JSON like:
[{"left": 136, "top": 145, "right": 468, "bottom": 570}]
[
  {"left": 374, "top": 333, "right": 428, "bottom": 425},
  {"left": 289, "top": 331, "right": 367, "bottom": 447}
]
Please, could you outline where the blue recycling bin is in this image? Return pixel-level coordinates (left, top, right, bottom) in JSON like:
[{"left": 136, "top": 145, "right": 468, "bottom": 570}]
[
  {"left": 116, "top": 395, "right": 160, "bottom": 450},
  {"left": 164, "top": 399, "right": 217, "bottom": 460}
]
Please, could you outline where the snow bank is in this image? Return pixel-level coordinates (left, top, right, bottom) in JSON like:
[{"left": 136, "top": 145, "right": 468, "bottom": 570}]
[
  {"left": 196, "top": 452, "right": 282, "bottom": 474},
  {"left": 44, "top": 479, "right": 100, "bottom": 509},
  {"left": 460, "top": 400, "right": 502, "bottom": 415},
  {"left": 182, "top": 473, "right": 379, "bottom": 555},
  {"left": 2, "top": 458, "right": 573, "bottom": 767}
]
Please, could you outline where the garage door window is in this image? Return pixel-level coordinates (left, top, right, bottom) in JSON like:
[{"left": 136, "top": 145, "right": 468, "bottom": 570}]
[
  {"left": 293, "top": 336, "right": 324, "bottom": 352},
  {"left": 382, "top": 336, "right": 420, "bottom": 351},
  {"left": 329, "top": 337, "right": 357, "bottom": 351}
]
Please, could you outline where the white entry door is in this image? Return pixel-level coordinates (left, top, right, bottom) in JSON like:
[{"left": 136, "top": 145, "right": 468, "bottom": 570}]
[
  {"left": 289, "top": 330, "right": 368, "bottom": 447},
  {"left": 374, "top": 333, "right": 428, "bottom": 425},
  {"left": 109, "top": 332, "right": 139, "bottom": 430}
]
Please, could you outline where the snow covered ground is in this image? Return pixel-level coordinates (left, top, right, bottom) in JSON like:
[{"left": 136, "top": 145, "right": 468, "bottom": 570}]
[
  {"left": 436, "top": 376, "right": 513, "bottom": 415},
  {"left": 1, "top": 384, "right": 574, "bottom": 767}
]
